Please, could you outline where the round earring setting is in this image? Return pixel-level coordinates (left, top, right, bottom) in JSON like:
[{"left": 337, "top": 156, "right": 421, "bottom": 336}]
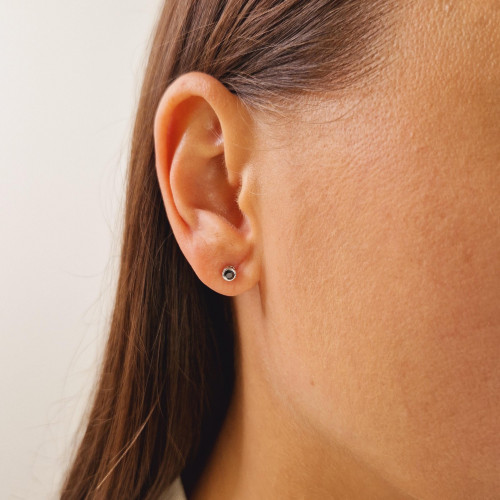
[{"left": 222, "top": 266, "right": 237, "bottom": 281}]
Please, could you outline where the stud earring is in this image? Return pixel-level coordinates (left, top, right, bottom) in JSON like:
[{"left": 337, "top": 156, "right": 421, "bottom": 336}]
[{"left": 222, "top": 266, "right": 237, "bottom": 281}]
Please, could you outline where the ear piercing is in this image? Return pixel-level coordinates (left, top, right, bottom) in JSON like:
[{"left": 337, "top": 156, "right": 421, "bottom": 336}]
[{"left": 222, "top": 266, "right": 237, "bottom": 281}]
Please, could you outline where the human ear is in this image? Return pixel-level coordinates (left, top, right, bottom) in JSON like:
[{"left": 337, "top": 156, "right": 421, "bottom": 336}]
[{"left": 153, "top": 71, "right": 260, "bottom": 296}]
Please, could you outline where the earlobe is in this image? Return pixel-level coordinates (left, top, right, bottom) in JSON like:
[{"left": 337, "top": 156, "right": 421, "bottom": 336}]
[{"left": 153, "top": 71, "right": 260, "bottom": 296}]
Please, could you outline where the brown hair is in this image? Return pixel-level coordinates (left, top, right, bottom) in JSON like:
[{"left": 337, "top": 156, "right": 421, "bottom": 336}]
[{"left": 60, "top": 1, "right": 396, "bottom": 498}]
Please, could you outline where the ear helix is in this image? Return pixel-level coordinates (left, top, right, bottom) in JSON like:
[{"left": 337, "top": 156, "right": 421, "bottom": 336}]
[{"left": 222, "top": 265, "right": 237, "bottom": 281}]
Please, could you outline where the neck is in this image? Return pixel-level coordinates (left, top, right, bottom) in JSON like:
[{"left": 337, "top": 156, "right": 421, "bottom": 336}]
[{"left": 189, "top": 288, "right": 413, "bottom": 500}]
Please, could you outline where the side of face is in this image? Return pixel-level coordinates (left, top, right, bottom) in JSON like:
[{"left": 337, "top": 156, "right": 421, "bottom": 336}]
[{"left": 249, "top": 1, "right": 500, "bottom": 497}]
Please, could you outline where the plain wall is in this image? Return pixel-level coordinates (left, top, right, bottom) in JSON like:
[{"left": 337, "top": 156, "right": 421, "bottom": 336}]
[{"left": 0, "top": 1, "right": 163, "bottom": 497}]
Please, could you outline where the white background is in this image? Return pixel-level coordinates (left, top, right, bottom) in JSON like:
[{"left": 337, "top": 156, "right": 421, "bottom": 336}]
[{"left": 0, "top": 1, "right": 163, "bottom": 497}]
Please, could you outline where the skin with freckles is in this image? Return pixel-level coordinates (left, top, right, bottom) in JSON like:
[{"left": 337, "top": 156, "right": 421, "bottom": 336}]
[{"left": 153, "top": 1, "right": 500, "bottom": 498}]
